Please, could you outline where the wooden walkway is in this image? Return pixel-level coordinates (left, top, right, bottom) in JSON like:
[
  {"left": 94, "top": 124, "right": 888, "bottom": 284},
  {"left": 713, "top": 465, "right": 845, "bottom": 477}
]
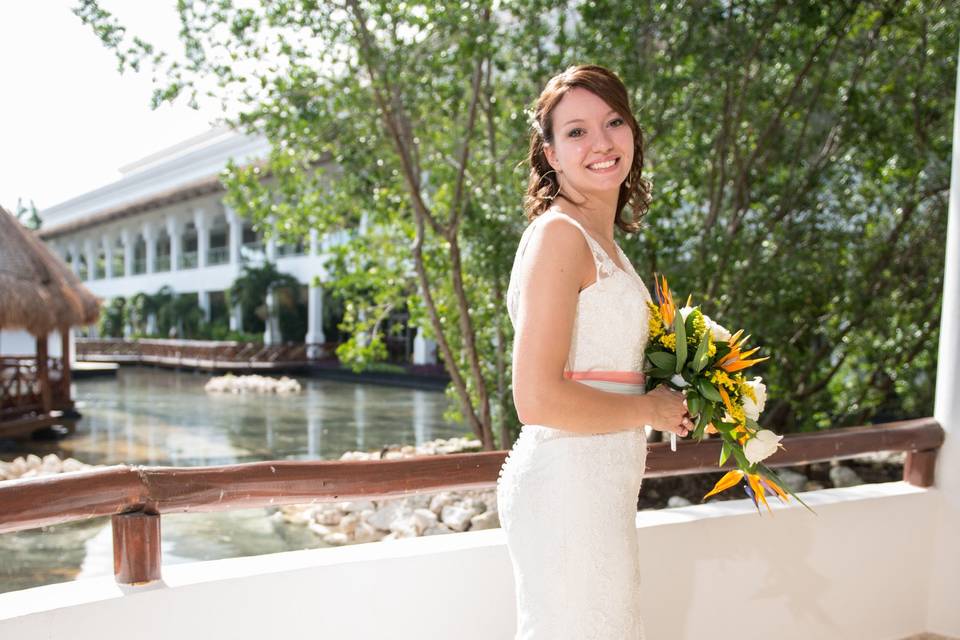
[{"left": 76, "top": 338, "right": 330, "bottom": 373}]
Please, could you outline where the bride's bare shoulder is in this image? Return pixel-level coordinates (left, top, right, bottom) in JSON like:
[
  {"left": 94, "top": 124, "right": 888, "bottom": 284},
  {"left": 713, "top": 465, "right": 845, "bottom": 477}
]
[{"left": 520, "top": 212, "right": 594, "bottom": 292}]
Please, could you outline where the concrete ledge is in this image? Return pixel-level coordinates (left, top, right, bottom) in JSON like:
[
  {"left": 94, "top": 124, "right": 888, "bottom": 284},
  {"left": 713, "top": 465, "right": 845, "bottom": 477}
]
[{"left": 0, "top": 481, "right": 948, "bottom": 640}]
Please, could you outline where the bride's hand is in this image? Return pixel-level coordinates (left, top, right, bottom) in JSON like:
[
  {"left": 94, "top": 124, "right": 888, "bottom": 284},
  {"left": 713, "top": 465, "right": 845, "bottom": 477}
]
[{"left": 641, "top": 385, "right": 694, "bottom": 437}]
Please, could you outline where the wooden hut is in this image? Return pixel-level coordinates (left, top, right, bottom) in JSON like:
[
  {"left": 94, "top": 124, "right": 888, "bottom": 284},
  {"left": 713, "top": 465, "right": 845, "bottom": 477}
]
[{"left": 0, "top": 205, "right": 100, "bottom": 437}]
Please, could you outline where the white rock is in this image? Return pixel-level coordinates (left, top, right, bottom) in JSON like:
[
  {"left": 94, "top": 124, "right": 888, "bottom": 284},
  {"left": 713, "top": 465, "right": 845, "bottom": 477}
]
[
  {"left": 667, "top": 496, "right": 693, "bottom": 508},
  {"left": 441, "top": 505, "right": 475, "bottom": 532},
  {"left": 403, "top": 493, "right": 433, "bottom": 510},
  {"left": 829, "top": 465, "right": 863, "bottom": 488},
  {"left": 62, "top": 458, "right": 87, "bottom": 473},
  {"left": 282, "top": 508, "right": 316, "bottom": 526},
  {"left": 412, "top": 508, "right": 438, "bottom": 533},
  {"left": 771, "top": 469, "right": 807, "bottom": 493},
  {"left": 315, "top": 508, "right": 344, "bottom": 526},
  {"left": 353, "top": 521, "right": 383, "bottom": 543},
  {"left": 339, "top": 500, "right": 375, "bottom": 514},
  {"left": 458, "top": 497, "right": 486, "bottom": 514},
  {"left": 338, "top": 513, "right": 360, "bottom": 535},
  {"left": 422, "top": 524, "right": 453, "bottom": 536},
  {"left": 41, "top": 454, "right": 62, "bottom": 472},
  {"left": 323, "top": 532, "right": 350, "bottom": 546},
  {"left": 389, "top": 516, "right": 420, "bottom": 538},
  {"left": 470, "top": 511, "right": 500, "bottom": 530},
  {"left": 366, "top": 502, "right": 412, "bottom": 532},
  {"left": 308, "top": 522, "right": 334, "bottom": 537},
  {"left": 26, "top": 454, "right": 42, "bottom": 470},
  {"left": 429, "top": 492, "right": 459, "bottom": 515}
]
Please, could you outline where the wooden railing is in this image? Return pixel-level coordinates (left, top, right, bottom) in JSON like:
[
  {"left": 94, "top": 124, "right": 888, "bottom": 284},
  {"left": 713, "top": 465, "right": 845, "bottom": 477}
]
[
  {"left": 0, "top": 418, "right": 943, "bottom": 587},
  {"left": 76, "top": 338, "right": 333, "bottom": 371},
  {"left": 0, "top": 356, "right": 70, "bottom": 419}
]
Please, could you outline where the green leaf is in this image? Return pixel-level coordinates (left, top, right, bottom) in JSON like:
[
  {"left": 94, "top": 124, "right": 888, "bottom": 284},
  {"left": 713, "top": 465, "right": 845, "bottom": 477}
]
[
  {"left": 701, "top": 401, "right": 715, "bottom": 425},
  {"left": 693, "top": 330, "right": 711, "bottom": 372},
  {"left": 673, "top": 312, "right": 687, "bottom": 373},
  {"left": 686, "top": 392, "right": 701, "bottom": 416},
  {"left": 719, "top": 441, "right": 732, "bottom": 466},
  {"left": 697, "top": 379, "right": 722, "bottom": 402},
  {"left": 648, "top": 367, "right": 674, "bottom": 378},
  {"left": 648, "top": 351, "right": 677, "bottom": 371}
]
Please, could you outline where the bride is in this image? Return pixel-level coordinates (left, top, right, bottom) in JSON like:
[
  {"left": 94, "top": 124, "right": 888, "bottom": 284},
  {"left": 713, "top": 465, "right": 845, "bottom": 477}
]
[{"left": 496, "top": 64, "right": 693, "bottom": 639}]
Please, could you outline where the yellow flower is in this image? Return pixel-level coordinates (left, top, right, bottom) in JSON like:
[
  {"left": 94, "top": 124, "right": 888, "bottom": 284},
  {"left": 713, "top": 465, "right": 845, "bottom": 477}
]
[
  {"left": 729, "top": 402, "right": 746, "bottom": 425},
  {"left": 647, "top": 302, "right": 664, "bottom": 339},
  {"left": 707, "top": 342, "right": 717, "bottom": 357},
  {"left": 659, "top": 333, "right": 677, "bottom": 350},
  {"left": 709, "top": 369, "right": 736, "bottom": 391}
]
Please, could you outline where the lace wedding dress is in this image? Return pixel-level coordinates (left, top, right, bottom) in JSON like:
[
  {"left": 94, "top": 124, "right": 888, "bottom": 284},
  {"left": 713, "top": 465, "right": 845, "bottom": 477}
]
[{"left": 496, "top": 206, "right": 654, "bottom": 639}]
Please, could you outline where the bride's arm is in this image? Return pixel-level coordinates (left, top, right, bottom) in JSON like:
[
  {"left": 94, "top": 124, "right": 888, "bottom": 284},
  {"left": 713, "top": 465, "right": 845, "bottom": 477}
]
[{"left": 511, "top": 216, "right": 655, "bottom": 435}]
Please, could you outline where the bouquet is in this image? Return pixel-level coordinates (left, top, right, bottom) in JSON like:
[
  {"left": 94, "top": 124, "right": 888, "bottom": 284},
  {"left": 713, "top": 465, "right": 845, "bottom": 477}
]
[{"left": 644, "top": 274, "right": 815, "bottom": 516}]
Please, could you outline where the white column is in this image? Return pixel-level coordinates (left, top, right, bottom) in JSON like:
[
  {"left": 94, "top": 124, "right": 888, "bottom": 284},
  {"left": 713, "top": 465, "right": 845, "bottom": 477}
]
[
  {"left": 356, "top": 308, "right": 368, "bottom": 348},
  {"left": 309, "top": 228, "right": 319, "bottom": 256},
  {"left": 194, "top": 208, "right": 209, "bottom": 269},
  {"left": 226, "top": 205, "right": 243, "bottom": 265},
  {"left": 229, "top": 303, "right": 243, "bottom": 332},
  {"left": 102, "top": 235, "right": 114, "bottom": 279},
  {"left": 263, "top": 287, "right": 281, "bottom": 345},
  {"left": 198, "top": 290, "right": 211, "bottom": 322},
  {"left": 928, "top": 35, "right": 960, "bottom": 636},
  {"left": 84, "top": 238, "right": 96, "bottom": 280},
  {"left": 167, "top": 215, "right": 181, "bottom": 272},
  {"left": 305, "top": 281, "right": 325, "bottom": 359},
  {"left": 121, "top": 229, "right": 134, "bottom": 277},
  {"left": 266, "top": 215, "right": 277, "bottom": 263},
  {"left": 143, "top": 222, "right": 156, "bottom": 274},
  {"left": 413, "top": 326, "right": 438, "bottom": 365},
  {"left": 69, "top": 241, "right": 80, "bottom": 275}
]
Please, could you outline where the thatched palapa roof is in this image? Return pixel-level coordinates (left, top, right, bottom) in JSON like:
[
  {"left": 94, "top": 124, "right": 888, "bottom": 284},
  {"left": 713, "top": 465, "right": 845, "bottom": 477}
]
[{"left": 0, "top": 206, "right": 100, "bottom": 335}]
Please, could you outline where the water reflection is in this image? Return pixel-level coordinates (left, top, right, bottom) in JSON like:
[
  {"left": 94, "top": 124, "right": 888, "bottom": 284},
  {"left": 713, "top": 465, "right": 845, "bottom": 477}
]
[{"left": 0, "top": 366, "right": 463, "bottom": 595}]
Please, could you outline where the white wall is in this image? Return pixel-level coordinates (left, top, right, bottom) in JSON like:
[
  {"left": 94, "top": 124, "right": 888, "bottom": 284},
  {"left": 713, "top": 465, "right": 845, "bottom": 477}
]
[
  {"left": 0, "top": 330, "right": 64, "bottom": 357},
  {"left": 0, "top": 482, "right": 950, "bottom": 640}
]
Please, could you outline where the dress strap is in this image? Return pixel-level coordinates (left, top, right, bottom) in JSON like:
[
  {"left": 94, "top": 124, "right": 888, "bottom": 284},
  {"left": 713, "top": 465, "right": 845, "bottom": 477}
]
[{"left": 539, "top": 208, "right": 616, "bottom": 281}]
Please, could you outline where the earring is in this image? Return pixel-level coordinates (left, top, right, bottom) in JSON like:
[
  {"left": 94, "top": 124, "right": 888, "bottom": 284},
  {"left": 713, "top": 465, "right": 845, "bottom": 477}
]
[{"left": 541, "top": 169, "right": 562, "bottom": 200}]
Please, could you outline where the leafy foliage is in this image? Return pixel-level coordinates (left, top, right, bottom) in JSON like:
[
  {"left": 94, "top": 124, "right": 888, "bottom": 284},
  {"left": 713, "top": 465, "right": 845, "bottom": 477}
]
[{"left": 74, "top": 0, "right": 955, "bottom": 448}]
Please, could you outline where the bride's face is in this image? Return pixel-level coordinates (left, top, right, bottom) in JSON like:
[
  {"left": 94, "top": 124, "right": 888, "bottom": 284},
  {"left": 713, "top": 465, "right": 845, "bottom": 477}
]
[{"left": 543, "top": 87, "right": 634, "bottom": 198}]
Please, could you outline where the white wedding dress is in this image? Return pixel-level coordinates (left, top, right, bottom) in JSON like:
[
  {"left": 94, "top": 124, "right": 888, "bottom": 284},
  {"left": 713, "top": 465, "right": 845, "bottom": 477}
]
[{"left": 496, "top": 207, "right": 654, "bottom": 639}]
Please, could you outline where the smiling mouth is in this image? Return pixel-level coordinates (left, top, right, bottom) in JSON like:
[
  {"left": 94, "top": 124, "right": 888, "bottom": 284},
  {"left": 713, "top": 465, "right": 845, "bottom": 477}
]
[{"left": 587, "top": 157, "right": 620, "bottom": 172}]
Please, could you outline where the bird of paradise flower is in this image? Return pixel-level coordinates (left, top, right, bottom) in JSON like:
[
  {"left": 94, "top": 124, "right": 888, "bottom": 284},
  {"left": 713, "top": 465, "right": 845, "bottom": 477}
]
[{"left": 646, "top": 274, "right": 817, "bottom": 516}]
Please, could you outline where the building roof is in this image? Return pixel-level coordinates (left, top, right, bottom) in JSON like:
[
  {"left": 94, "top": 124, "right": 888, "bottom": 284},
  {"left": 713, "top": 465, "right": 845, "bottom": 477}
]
[
  {"left": 37, "top": 172, "right": 224, "bottom": 240},
  {"left": 0, "top": 206, "right": 100, "bottom": 334}
]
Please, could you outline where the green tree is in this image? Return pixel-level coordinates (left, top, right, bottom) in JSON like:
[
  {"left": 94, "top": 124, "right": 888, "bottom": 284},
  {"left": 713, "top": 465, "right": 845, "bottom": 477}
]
[
  {"left": 228, "top": 261, "right": 306, "bottom": 342},
  {"left": 73, "top": 0, "right": 955, "bottom": 447},
  {"left": 15, "top": 198, "right": 41, "bottom": 230},
  {"left": 571, "top": 0, "right": 955, "bottom": 431},
  {"left": 98, "top": 297, "right": 126, "bottom": 338}
]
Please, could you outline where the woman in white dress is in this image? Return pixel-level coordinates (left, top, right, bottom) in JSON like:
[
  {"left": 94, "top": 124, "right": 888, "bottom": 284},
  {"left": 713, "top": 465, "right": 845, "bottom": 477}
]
[{"left": 496, "top": 65, "right": 694, "bottom": 639}]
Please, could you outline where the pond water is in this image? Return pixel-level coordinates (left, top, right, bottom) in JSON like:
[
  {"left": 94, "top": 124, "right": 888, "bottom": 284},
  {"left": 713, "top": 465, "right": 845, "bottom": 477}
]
[{"left": 0, "top": 367, "right": 465, "bottom": 595}]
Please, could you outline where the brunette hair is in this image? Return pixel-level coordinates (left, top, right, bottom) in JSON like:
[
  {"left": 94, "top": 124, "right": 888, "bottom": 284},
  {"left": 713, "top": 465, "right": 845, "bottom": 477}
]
[{"left": 522, "top": 64, "right": 651, "bottom": 233}]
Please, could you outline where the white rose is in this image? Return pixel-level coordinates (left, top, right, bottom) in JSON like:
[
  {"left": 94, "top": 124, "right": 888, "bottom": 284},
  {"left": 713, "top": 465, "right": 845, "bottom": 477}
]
[
  {"left": 700, "top": 313, "right": 732, "bottom": 342},
  {"left": 741, "top": 376, "right": 767, "bottom": 421},
  {"left": 670, "top": 373, "right": 689, "bottom": 388},
  {"left": 743, "top": 429, "right": 784, "bottom": 465},
  {"left": 678, "top": 305, "right": 695, "bottom": 321}
]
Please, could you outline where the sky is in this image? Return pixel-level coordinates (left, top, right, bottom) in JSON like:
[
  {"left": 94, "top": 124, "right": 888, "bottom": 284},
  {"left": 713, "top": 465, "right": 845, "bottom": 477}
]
[{"left": 0, "top": 1, "right": 222, "bottom": 213}]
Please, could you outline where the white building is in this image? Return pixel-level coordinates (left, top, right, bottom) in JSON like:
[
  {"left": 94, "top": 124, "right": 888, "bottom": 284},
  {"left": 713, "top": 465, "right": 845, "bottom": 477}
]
[
  {"left": 35, "top": 127, "right": 437, "bottom": 364},
  {"left": 36, "top": 127, "right": 324, "bottom": 348}
]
